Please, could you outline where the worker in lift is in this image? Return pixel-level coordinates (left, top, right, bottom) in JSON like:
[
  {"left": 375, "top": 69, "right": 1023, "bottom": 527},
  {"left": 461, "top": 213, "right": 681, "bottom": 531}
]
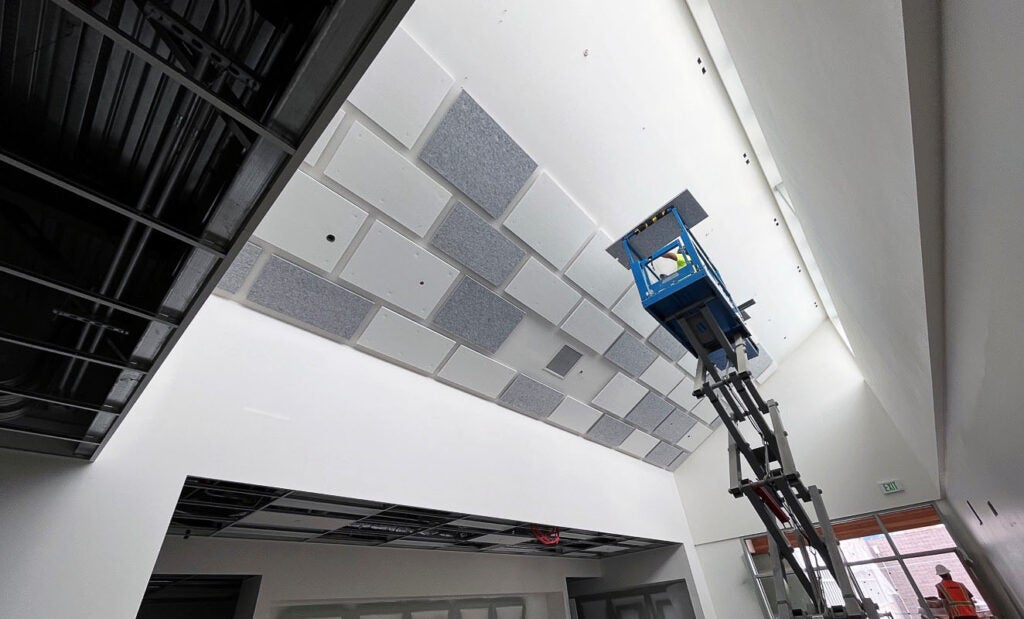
[
  {"left": 934, "top": 564, "right": 978, "bottom": 618},
  {"left": 657, "top": 247, "right": 692, "bottom": 279}
]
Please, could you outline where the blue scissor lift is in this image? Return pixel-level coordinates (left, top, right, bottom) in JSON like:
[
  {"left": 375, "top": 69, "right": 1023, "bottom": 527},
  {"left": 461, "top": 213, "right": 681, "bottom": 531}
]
[{"left": 623, "top": 206, "right": 881, "bottom": 619}]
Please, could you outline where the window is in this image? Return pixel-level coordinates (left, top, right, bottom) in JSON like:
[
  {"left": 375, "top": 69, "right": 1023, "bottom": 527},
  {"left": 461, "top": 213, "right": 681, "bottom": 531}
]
[{"left": 743, "top": 505, "right": 994, "bottom": 618}]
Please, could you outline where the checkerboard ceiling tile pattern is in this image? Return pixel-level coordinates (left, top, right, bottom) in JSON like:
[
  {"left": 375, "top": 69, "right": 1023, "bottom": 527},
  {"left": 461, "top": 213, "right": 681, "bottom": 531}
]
[
  {"left": 213, "top": 26, "right": 760, "bottom": 470},
  {"left": 170, "top": 477, "right": 675, "bottom": 557}
]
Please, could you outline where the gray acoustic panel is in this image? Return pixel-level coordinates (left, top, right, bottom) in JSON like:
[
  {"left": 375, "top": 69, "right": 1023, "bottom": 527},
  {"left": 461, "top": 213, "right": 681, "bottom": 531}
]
[
  {"left": 653, "top": 409, "right": 698, "bottom": 444},
  {"left": 217, "top": 242, "right": 262, "bottom": 293},
  {"left": 669, "top": 451, "right": 689, "bottom": 470},
  {"left": 546, "top": 345, "right": 583, "bottom": 377},
  {"left": 645, "top": 442, "right": 684, "bottom": 468},
  {"left": 247, "top": 256, "right": 374, "bottom": 339},
  {"left": 434, "top": 278, "right": 525, "bottom": 354},
  {"left": 420, "top": 91, "right": 536, "bottom": 218},
  {"left": 625, "top": 392, "right": 674, "bottom": 432},
  {"left": 748, "top": 347, "right": 773, "bottom": 379},
  {"left": 607, "top": 190, "right": 710, "bottom": 267},
  {"left": 431, "top": 202, "right": 525, "bottom": 286},
  {"left": 649, "top": 326, "right": 688, "bottom": 362},
  {"left": 605, "top": 332, "right": 658, "bottom": 376},
  {"left": 498, "top": 374, "right": 564, "bottom": 418},
  {"left": 586, "top": 415, "right": 634, "bottom": 447}
]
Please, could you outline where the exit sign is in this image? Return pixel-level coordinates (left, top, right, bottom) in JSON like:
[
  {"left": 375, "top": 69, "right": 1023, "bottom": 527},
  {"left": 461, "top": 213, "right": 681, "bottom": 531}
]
[{"left": 879, "top": 479, "right": 904, "bottom": 495}]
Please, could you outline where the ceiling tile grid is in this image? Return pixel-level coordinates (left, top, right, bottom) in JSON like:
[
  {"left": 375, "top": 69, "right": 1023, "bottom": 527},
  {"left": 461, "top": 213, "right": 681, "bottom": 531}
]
[{"left": 217, "top": 43, "right": 717, "bottom": 468}]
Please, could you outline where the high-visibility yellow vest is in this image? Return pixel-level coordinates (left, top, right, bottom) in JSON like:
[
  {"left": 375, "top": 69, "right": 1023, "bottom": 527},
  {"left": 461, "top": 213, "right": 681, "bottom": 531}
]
[{"left": 677, "top": 253, "right": 688, "bottom": 270}]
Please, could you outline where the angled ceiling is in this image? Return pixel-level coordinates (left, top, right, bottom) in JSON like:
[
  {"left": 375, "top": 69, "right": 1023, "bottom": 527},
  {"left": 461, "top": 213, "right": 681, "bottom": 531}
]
[
  {"left": 703, "top": 0, "right": 943, "bottom": 483},
  {"left": 215, "top": 0, "right": 833, "bottom": 469}
]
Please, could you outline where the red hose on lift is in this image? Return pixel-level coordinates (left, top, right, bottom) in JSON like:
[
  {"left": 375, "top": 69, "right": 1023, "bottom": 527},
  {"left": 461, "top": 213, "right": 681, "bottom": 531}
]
[
  {"left": 753, "top": 485, "right": 790, "bottom": 524},
  {"left": 531, "top": 525, "right": 560, "bottom": 545}
]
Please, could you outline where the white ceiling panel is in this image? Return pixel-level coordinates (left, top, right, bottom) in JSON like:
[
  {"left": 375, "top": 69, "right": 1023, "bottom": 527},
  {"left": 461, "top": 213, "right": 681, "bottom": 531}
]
[
  {"left": 359, "top": 308, "right": 455, "bottom": 373},
  {"left": 667, "top": 380, "right": 700, "bottom": 412},
  {"left": 503, "top": 172, "right": 595, "bottom": 270},
  {"left": 438, "top": 346, "right": 516, "bottom": 398},
  {"left": 561, "top": 300, "right": 623, "bottom": 354},
  {"left": 689, "top": 398, "right": 718, "bottom": 425},
  {"left": 254, "top": 171, "right": 368, "bottom": 271},
  {"left": 505, "top": 257, "right": 582, "bottom": 324},
  {"left": 547, "top": 397, "right": 602, "bottom": 434},
  {"left": 612, "top": 288, "right": 660, "bottom": 337},
  {"left": 677, "top": 352, "right": 699, "bottom": 377},
  {"left": 619, "top": 430, "right": 660, "bottom": 458},
  {"left": 639, "top": 357, "right": 686, "bottom": 395},
  {"left": 304, "top": 108, "right": 346, "bottom": 166},
  {"left": 592, "top": 374, "right": 647, "bottom": 418},
  {"left": 325, "top": 122, "right": 451, "bottom": 237},
  {"left": 341, "top": 220, "right": 458, "bottom": 318},
  {"left": 677, "top": 423, "right": 713, "bottom": 453},
  {"left": 235, "top": 510, "right": 355, "bottom": 531},
  {"left": 565, "top": 233, "right": 633, "bottom": 307},
  {"left": 348, "top": 27, "right": 454, "bottom": 148}
]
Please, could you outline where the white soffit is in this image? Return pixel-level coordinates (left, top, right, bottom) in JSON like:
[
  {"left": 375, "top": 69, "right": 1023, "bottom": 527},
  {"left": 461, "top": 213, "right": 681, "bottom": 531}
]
[
  {"left": 325, "top": 121, "right": 451, "bottom": 237},
  {"left": 503, "top": 172, "right": 596, "bottom": 271},
  {"left": 254, "top": 171, "right": 367, "bottom": 271},
  {"left": 348, "top": 27, "right": 454, "bottom": 148},
  {"left": 341, "top": 220, "right": 458, "bottom": 318},
  {"left": 359, "top": 308, "right": 455, "bottom": 373}
]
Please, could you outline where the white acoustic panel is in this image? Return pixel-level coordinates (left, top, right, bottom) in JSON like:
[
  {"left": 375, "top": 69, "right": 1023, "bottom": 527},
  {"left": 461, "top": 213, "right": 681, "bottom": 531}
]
[
  {"left": 235, "top": 510, "right": 354, "bottom": 531},
  {"left": 667, "top": 380, "right": 701, "bottom": 411},
  {"left": 503, "top": 173, "right": 595, "bottom": 270},
  {"left": 547, "top": 397, "right": 602, "bottom": 434},
  {"left": 612, "top": 288, "right": 660, "bottom": 337},
  {"left": 505, "top": 258, "right": 581, "bottom": 324},
  {"left": 438, "top": 346, "right": 516, "bottom": 398},
  {"left": 639, "top": 357, "right": 686, "bottom": 395},
  {"left": 690, "top": 397, "right": 718, "bottom": 425},
  {"left": 303, "top": 108, "right": 346, "bottom": 165},
  {"left": 325, "top": 122, "right": 451, "bottom": 237},
  {"left": 348, "top": 28, "right": 453, "bottom": 148},
  {"left": 358, "top": 308, "right": 455, "bottom": 373},
  {"left": 619, "top": 430, "right": 660, "bottom": 458},
  {"left": 341, "top": 220, "right": 458, "bottom": 318},
  {"left": 592, "top": 373, "right": 647, "bottom": 417},
  {"left": 565, "top": 233, "right": 633, "bottom": 307},
  {"left": 678, "top": 352, "right": 699, "bottom": 376},
  {"left": 254, "top": 171, "right": 367, "bottom": 271},
  {"left": 677, "top": 423, "right": 713, "bottom": 452},
  {"left": 561, "top": 300, "right": 622, "bottom": 354}
]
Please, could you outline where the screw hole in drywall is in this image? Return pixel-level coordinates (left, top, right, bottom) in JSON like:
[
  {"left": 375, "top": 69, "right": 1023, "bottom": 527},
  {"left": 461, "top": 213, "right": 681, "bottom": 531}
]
[
  {"left": 419, "top": 281, "right": 425, "bottom": 286},
  {"left": 701, "top": 67, "right": 707, "bottom": 74},
  {"left": 326, "top": 234, "right": 336, "bottom": 243}
]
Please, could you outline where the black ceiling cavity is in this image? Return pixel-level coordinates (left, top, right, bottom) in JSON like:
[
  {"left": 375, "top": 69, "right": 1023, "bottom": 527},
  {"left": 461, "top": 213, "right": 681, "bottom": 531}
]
[
  {"left": 0, "top": 0, "right": 412, "bottom": 459},
  {"left": 546, "top": 345, "right": 583, "bottom": 378},
  {"left": 139, "top": 574, "right": 260, "bottom": 619},
  {"left": 606, "top": 190, "right": 709, "bottom": 268},
  {"left": 169, "top": 476, "right": 676, "bottom": 558}
]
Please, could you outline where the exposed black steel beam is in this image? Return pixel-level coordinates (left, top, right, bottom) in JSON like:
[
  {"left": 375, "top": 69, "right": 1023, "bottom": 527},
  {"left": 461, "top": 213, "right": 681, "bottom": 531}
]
[
  {"left": 0, "top": 150, "right": 227, "bottom": 258},
  {"left": 0, "top": 425, "right": 102, "bottom": 446},
  {"left": 47, "top": 0, "right": 297, "bottom": 155},
  {"left": 0, "top": 263, "right": 179, "bottom": 326},
  {"left": 0, "top": 331, "right": 148, "bottom": 373},
  {"left": 0, "top": 384, "right": 118, "bottom": 415}
]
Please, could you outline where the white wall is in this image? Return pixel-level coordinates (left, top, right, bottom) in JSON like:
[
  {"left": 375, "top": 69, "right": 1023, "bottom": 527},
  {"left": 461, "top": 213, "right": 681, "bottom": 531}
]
[
  {"left": 691, "top": 540, "right": 764, "bottom": 619},
  {"left": 154, "top": 536, "right": 595, "bottom": 619},
  {"left": 942, "top": 1, "right": 1024, "bottom": 613},
  {"left": 675, "top": 321, "right": 938, "bottom": 545},
  {"left": 705, "top": 0, "right": 941, "bottom": 486},
  {"left": 0, "top": 298, "right": 690, "bottom": 619}
]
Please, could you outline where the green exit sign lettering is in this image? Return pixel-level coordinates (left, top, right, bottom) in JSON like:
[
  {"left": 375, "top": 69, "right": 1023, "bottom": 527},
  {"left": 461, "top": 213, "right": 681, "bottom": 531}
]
[{"left": 879, "top": 479, "right": 904, "bottom": 495}]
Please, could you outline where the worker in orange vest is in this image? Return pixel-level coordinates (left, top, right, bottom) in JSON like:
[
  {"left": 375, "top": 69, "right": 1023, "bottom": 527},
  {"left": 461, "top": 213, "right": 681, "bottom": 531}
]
[{"left": 935, "top": 564, "right": 978, "bottom": 618}]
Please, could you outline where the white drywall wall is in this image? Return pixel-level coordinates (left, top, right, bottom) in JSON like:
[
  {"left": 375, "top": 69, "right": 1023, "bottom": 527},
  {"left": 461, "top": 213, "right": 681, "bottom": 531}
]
[
  {"left": 690, "top": 540, "right": 764, "bottom": 619},
  {"left": 154, "top": 536, "right": 595, "bottom": 619},
  {"left": 0, "top": 298, "right": 690, "bottom": 619},
  {"left": 705, "top": 0, "right": 941, "bottom": 486},
  {"left": 675, "top": 321, "right": 938, "bottom": 545},
  {"left": 942, "top": 1, "right": 1024, "bottom": 612}
]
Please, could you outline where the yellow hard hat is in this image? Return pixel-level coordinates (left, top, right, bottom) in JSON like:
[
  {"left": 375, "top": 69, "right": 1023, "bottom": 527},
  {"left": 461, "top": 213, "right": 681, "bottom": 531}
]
[{"left": 935, "top": 564, "right": 951, "bottom": 576}]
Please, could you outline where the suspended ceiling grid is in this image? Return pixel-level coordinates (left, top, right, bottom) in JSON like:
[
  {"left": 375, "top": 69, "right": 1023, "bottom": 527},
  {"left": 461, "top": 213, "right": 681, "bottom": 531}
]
[{"left": 170, "top": 476, "right": 675, "bottom": 557}]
